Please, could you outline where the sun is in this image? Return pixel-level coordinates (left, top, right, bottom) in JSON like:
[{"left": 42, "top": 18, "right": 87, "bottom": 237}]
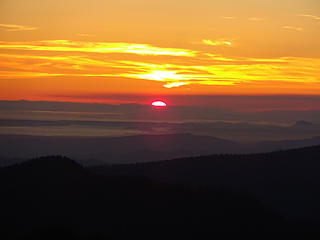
[{"left": 151, "top": 100, "right": 167, "bottom": 107}]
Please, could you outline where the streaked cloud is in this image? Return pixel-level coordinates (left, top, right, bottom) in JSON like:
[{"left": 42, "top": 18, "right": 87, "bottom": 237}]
[
  {"left": 0, "top": 40, "right": 196, "bottom": 57},
  {"left": 299, "top": 14, "right": 320, "bottom": 20},
  {"left": 282, "top": 26, "right": 303, "bottom": 31},
  {"left": 0, "top": 39, "right": 319, "bottom": 93},
  {"left": 202, "top": 39, "right": 232, "bottom": 46},
  {"left": 163, "top": 82, "right": 189, "bottom": 88},
  {"left": 0, "top": 24, "right": 38, "bottom": 31}
]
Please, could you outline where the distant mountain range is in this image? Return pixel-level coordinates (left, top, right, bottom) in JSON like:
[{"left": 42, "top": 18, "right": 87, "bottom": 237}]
[
  {"left": 1, "top": 118, "right": 320, "bottom": 142},
  {"left": 1, "top": 133, "right": 320, "bottom": 166},
  {"left": 0, "top": 134, "right": 235, "bottom": 166}
]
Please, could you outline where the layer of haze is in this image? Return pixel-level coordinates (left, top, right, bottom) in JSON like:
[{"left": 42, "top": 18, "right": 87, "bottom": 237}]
[{"left": 1, "top": 100, "right": 320, "bottom": 142}]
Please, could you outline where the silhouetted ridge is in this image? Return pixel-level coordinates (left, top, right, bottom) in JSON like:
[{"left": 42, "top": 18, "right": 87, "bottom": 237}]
[
  {"left": 1, "top": 145, "right": 320, "bottom": 237},
  {"left": 91, "top": 144, "right": 320, "bottom": 221},
  {"left": 0, "top": 156, "right": 87, "bottom": 182},
  {"left": 0, "top": 153, "right": 288, "bottom": 238},
  {"left": 15, "top": 155, "right": 82, "bottom": 168}
]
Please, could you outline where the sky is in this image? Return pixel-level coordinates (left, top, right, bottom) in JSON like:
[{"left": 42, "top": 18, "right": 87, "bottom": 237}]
[{"left": 0, "top": 0, "right": 320, "bottom": 108}]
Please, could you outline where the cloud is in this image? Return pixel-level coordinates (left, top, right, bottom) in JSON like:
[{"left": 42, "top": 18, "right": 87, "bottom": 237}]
[
  {"left": 0, "top": 40, "right": 319, "bottom": 93},
  {"left": 163, "top": 82, "right": 189, "bottom": 88},
  {"left": 283, "top": 26, "right": 303, "bottom": 31},
  {"left": 77, "top": 33, "right": 96, "bottom": 37},
  {"left": 202, "top": 39, "right": 232, "bottom": 46},
  {"left": 221, "top": 16, "right": 237, "bottom": 20},
  {"left": 248, "top": 17, "right": 264, "bottom": 21},
  {"left": 0, "top": 24, "right": 38, "bottom": 31},
  {"left": 299, "top": 14, "right": 320, "bottom": 20},
  {"left": 0, "top": 40, "right": 196, "bottom": 57}
]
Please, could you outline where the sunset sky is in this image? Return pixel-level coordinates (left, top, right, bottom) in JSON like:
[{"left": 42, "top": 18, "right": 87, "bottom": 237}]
[{"left": 0, "top": 0, "right": 319, "bottom": 107}]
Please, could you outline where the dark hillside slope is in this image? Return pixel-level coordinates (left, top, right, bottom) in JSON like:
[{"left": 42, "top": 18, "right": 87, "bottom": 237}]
[
  {"left": 92, "top": 145, "right": 320, "bottom": 220},
  {"left": 0, "top": 156, "right": 285, "bottom": 239}
]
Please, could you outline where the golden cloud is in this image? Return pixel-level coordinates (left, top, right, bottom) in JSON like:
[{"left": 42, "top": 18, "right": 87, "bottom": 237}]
[
  {"left": 0, "top": 40, "right": 196, "bottom": 56},
  {"left": 202, "top": 39, "right": 232, "bottom": 46},
  {"left": 0, "top": 39, "right": 319, "bottom": 91}
]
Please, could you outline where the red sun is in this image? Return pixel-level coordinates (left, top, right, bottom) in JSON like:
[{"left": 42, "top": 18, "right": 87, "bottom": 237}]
[{"left": 151, "top": 100, "right": 167, "bottom": 107}]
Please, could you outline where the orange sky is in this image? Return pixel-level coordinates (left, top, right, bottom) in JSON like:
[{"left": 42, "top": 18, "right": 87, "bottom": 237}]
[{"left": 0, "top": 0, "right": 319, "bottom": 105}]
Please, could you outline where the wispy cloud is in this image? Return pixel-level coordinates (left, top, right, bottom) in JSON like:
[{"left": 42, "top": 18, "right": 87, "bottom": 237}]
[
  {"left": 202, "top": 39, "right": 232, "bottom": 46},
  {"left": 0, "top": 40, "right": 196, "bottom": 57},
  {"left": 0, "top": 23, "right": 38, "bottom": 31},
  {"left": 77, "top": 33, "right": 96, "bottom": 37},
  {"left": 299, "top": 14, "right": 320, "bottom": 20},
  {"left": 283, "top": 26, "right": 303, "bottom": 31},
  {"left": 248, "top": 17, "right": 264, "bottom": 21},
  {"left": 0, "top": 40, "right": 319, "bottom": 92},
  {"left": 163, "top": 82, "right": 189, "bottom": 88},
  {"left": 221, "top": 16, "right": 237, "bottom": 20}
]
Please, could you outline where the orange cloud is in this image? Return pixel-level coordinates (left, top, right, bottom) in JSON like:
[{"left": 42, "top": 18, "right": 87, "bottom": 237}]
[
  {"left": 221, "top": 16, "right": 237, "bottom": 20},
  {"left": 248, "top": 17, "right": 264, "bottom": 21},
  {"left": 77, "top": 33, "right": 96, "bottom": 37},
  {"left": 282, "top": 26, "right": 303, "bottom": 31},
  {"left": 299, "top": 14, "right": 320, "bottom": 20},
  {"left": 0, "top": 23, "right": 38, "bottom": 31}
]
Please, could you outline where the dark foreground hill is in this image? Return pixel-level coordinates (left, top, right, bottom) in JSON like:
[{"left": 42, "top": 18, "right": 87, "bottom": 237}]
[
  {"left": 0, "top": 156, "right": 309, "bottom": 239},
  {"left": 92, "top": 145, "right": 320, "bottom": 221}
]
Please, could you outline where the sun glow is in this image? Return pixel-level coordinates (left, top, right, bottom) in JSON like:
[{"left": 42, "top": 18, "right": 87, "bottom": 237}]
[{"left": 129, "top": 70, "right": 185, "bottom": 81}]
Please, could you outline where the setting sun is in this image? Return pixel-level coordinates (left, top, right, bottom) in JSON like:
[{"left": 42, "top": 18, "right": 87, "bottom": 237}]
[{"left": 151, "top": 100, "right": 167, "bottom": 107}]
